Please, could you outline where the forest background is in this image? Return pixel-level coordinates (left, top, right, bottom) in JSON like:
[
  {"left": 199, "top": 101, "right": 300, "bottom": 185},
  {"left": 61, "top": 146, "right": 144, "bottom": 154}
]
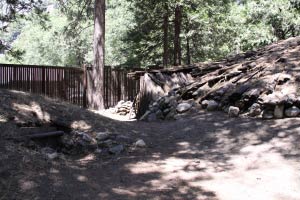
[{"left": 1, "top": 0, "right": 300, "bottom": 68}]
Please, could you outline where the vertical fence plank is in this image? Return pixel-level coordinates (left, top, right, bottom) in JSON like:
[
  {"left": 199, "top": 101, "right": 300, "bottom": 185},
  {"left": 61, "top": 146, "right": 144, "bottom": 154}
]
[{"left": 0, "top": 64, "right": 141, "bottom": 109}]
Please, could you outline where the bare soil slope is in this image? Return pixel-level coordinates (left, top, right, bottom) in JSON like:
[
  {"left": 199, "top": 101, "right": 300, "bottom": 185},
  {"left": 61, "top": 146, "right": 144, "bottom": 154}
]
[
  {"left": 139, "top": 36, "right": 300, "bottom": 121},
  {"left": 1, "top": 89, "right": 300, "bottom": 200}
]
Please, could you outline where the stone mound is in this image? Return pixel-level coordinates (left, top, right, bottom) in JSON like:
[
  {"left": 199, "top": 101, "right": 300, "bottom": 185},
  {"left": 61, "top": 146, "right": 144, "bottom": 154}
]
[{"left": 139, "top": 36, "right": 300, "bottom": 120}]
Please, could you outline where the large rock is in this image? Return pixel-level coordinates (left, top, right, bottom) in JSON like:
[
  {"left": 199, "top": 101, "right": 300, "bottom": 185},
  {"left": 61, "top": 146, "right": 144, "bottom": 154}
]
[
  {"left": 204, "top": 100, "right": 219, "bottom": 111},
  {"left": 95, "top": 132, "right": 110, "bottom": 141},
  {"left": 164, "top": 96, "right": 177, "bottom": 104},
  {"left": 78, "top": 132, "right": 96, "bottom": 144},
  {"left": 109, "top": 144, "right": 124, "bottom": 154},
  {"left": 285, "top": 106, "right": 300, "bottom": 117},
  {"left": 284, "top": 94, "right": 297, "bottom": 106},
  {"left": 163, "top": 108, "right": 171, "bottom": 115},
  {"left": 261, "top": 92, "right": 285, "bottom": 106},
  {"left": 165, "top": 109, "right": 176, "bottom": 120},
  {"left": 201, "top": 100, "right": 209, "bottom": 108},
  {"left": 176, "top": 103, "right": 192, "bottom": 113},
  {"left": 98, "top": 139, "right": 113, "bottom": 148},
  {"left": 228, "top": 106, "right": 240, "bottom": 117},
  {"left": 262, "top": 110, "right": 274, "bottom": 119},
  {"left": 155, "top": 110, "right": 164, "bottom": 119},
  {"left": 248, "top": 103, "right": 262, "bottom": 117},
  {"left": 135, "top": 139, "right": 146, "bottom": 148},
  {"left": 41, "top": 147, "right": 58, "bottom": 160},
  {"left": 274, "top": 105, "right": 284, "bottom": 119}
]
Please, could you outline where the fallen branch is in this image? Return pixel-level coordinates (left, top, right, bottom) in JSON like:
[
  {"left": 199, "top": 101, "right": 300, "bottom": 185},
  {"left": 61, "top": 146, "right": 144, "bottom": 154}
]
[{"left": 25, "top": 131, "right": 65, "bottom": 139}]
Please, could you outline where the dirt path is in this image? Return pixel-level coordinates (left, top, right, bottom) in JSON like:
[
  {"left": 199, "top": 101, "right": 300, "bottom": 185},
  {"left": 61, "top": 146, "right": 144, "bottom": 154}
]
[{"left": 2, "top": 110, "right": 300, "bottom": 200}]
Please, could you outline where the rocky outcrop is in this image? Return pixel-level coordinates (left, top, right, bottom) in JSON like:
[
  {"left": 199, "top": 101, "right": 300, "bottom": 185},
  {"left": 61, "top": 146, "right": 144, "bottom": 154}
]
[{"left": 137, "top": 36, "right": 300, "bottom": 121}]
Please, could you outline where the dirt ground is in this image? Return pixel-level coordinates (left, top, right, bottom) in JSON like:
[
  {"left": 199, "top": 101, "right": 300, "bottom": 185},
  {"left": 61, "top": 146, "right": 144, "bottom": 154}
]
[{"left": 1, "top": 90, "right": 300, "bottom": 200}]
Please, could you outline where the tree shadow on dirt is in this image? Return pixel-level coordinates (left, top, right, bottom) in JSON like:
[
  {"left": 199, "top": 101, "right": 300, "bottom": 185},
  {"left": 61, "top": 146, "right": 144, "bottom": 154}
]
[{"left": 1, "top": 90, "right": 300, "bottom": 200}]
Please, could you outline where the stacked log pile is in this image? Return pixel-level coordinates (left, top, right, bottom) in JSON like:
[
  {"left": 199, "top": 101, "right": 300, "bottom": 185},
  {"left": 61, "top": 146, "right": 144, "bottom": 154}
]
[
  {"left": 137, "top": 36, "right": 300, "bottom": 120},
  {"left": 108, "top": 100, "right": 134, "bottom": 116}
]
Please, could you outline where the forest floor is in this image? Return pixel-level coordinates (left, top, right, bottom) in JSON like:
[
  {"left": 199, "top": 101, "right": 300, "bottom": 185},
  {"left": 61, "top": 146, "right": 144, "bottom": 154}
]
[{"left": 1, "top": 89, "right": 300, "bottom": 200}]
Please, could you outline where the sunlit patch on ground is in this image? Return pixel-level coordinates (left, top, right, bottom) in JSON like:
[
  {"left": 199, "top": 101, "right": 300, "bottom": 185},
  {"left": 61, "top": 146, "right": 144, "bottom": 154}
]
[
  {"left": 30, "top": 102, "right": 51, "bottom": 122},
  {"left": 76, "top": 175, "right": 88, "bottom": 182},
  {"left": 125, "top": 136, "right": 300, "bottom": 200},
  {"left": 112, "top": 188, "right": 137, "bottom": 197},
  {"left": 92, "top": 109, "right": 137, "bottom": 122},
  {"left": 77, "top": 154, "right": 96, "bottom": 165},
  {"left": 0, "top": 114, "right": 7, "bottom": 122},
  {"left": 12, "top": 102, "right": 51, "bottom": 122},
  {"left": 71, "top": 120, "right": 92, "bottom": 130},
  {"left": 18, "top": 180, "right": 37, "bottom": 191},
  {"left": 198, "top": 145, "right": 300, "bottom": 200}
]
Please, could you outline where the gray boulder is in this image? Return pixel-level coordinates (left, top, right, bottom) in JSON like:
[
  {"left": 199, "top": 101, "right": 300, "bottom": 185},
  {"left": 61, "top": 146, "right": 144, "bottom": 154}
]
[
  {"left": 249, "top": 103, "right": 262, "bottom": 117},
  {"left": 176, "top": 103, "right": 192, "bottom": 113},
  {"left": 262, "top": 110, "right": 274, "bottom": 119},
  {"left": 41, "top": 147, "right": 58, "bottom": 160},
  {"left": 285, "top": 106, "right": 300, "bottom": 117},
  {"left": 163, "top": 108, "right": 171, "bottom": 115},
  {"left": 155, "top": 110, "right": 164, "bottom": 119},
  {"left": 135, "top": 139, "right": 146, "bottom": 148},
  {"left": 98, "top": 139, "right": 113, "bottom": 148},
  {"left": 228, "top": 106, "right": 240, "bottom": 117},
  {"left": 95, "top": 132, "right": 110, "bottom": 141},
  {"left": 109, "top": 144, "right": 124, "bottom": 154},
  {"left": 80, "top": 133, "right": 96, "bottom": 144},
  {"left": 205, "top": 100, "right": 219, "bottom": 111},
  {"left": 165, "top": 109, "right": 176, "bottom": 120}
]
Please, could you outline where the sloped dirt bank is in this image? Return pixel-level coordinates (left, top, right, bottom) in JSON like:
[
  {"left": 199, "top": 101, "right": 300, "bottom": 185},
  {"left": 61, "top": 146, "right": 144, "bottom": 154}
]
[
  {"left": 1, "top": 89, "right": 300, "bottom": 199},
  {"left": 139, "top": 36, "right": 300, "bottom": 121}
]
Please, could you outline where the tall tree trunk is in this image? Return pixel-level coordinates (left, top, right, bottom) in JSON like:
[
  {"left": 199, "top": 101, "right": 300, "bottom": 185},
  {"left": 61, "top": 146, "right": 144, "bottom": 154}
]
[
  {"left": 163, "top": 3, "right": 169, "bottom": 68},
  {"left": 186, "top": 19, "right": 191, "bottom": 65},
  {"left": 88, "top": 0, "right": 105, "bottom": 110},
  {"left": 186, "top": 36, "right": 191, "bottom": 65},
  {"left": 174, "top": 4, "right": 182, "bottom": 66}
]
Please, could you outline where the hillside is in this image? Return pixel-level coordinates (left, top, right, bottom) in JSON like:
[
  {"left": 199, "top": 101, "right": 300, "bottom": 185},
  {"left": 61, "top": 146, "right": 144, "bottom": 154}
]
[{"left": 139, "top": 36, "right": 300, "bottom": 121}]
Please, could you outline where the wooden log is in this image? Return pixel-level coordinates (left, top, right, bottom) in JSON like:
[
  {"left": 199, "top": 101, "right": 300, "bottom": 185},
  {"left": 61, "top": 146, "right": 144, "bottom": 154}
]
[{"left": 26, "top": 131, "right": 65, "bottom": 139}]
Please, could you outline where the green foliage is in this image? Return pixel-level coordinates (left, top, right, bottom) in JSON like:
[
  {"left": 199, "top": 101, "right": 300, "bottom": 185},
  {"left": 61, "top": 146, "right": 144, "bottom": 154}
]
[
  {"left": 1, "top": 10, "right": 86, "bottom": 65},
  {"left": 1, "top": 0, "right": 300, "bottom": 67},
  {"left": 228, "top": 0, "right": 300, "bottom": 53},
  {"left": 106, "top": 0, "right": 135, "bottom": 66}
]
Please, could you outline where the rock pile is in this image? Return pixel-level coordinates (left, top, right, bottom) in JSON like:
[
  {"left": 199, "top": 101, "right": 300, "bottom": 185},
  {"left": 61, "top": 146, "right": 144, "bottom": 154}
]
[
  {"left": 140, "top": 91, "right": 198, "bottom": 121},
  {"left": 139, "top": 36, "right": 300, "bottom": 121},
  {"left": 58, "top": 131, "right": 145, "bottom": 156},
  {"left": 37, "top": 130, "right": 147, "bottom": 160},
  {"left": 108, "top": 100, "right": 135, "bottom": 117}
]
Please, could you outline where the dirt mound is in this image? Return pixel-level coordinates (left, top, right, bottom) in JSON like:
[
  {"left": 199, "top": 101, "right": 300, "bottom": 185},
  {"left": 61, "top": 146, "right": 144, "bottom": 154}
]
[
  {"left": 139, "top": 36, "right": 300, "bottom": 120},
  {"left": 0, "top": 89, "right": 146, "bottom": 199}
]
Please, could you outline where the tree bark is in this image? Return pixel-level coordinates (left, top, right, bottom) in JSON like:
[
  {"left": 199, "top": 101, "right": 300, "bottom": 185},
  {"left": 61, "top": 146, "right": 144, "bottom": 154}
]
[
  {"left": 186, "top": 19, "right": 191, "bottom": 65},
  {"left": 88, "top": 0, "right": 105, "bottom": 110},
  {"left": 163, "top": 3, "right": 169, "bottom": 68},
  {"left": 174, "top": 4, "right": 182, "bottom": 66},
  {"left": 186, "top": 36, "right": 191, "bottom": 65},
  {"left": 26, "top": 131, "right": 65, "bottom": 139}
]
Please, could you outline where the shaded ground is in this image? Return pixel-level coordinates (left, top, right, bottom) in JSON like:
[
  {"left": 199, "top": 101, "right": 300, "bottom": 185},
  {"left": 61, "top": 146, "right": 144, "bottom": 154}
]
[{"left": 1, "top": 90, "right": 300, "bottom": 200}]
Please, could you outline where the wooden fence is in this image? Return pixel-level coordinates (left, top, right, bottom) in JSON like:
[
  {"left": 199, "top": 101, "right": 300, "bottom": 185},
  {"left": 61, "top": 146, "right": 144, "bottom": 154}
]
[
  {"left": 101, "top": 66, "right": 140, "bottom": 108},
  {"left": 0, "top": 64, "right": 140, "bottom": 108}
]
